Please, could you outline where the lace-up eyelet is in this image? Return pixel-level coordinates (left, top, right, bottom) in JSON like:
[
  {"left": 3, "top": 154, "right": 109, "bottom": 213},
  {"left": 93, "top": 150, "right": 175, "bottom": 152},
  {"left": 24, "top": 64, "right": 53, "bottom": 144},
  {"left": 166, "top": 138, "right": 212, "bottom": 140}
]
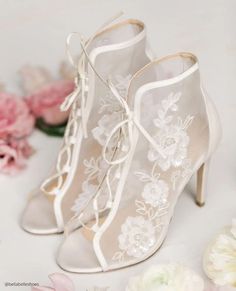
[
  {"left": 84, "top": 84, "right": 89, "bottom": 92},
  {"left": 121, "top": 144, "right": 129, "bottom": 152},
  {"left": 84, "top": 77, "right": 89, "bottom": 92},
  {"left": 74, "top": 75, "right": 80, "bottom": 87},
  {"left": 106, "top": 200, "right": 113, "bottom": 208},
  {"left": 76, "top": 109, "right": 82, "bottom": 117},
  {"left": 91, "top": 224, "right": 99, "bottom": 232},
  {"left": 63, "top": 165, "right": 70, "bottom": 173},
  {"left": 54, "top": 188, "right": 61, "bottom": 196},
  {"left": 115, "top": 170, "right": 121, "bottom": 179},
  {"left": 69, "top": 136, "right": 77, "bottom": 144}
]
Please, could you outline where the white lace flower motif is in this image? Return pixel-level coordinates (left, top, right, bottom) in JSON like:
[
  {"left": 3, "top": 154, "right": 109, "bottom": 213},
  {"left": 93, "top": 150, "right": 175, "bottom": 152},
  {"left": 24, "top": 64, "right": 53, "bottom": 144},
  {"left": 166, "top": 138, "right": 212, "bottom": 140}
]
[
  {"left": 203, "top": 219, "right": 236, "bottom": 287},
  {"left": 93, "top": 74, "right": 132, "bottom": 146},
  {"left": 126, "top": 264, "right": 204, "bottom": 291},
  {"left": 118, "top": 216, "right": 156, "bottom": 258},
  {"left": 71, "top": 180, "right": 110, "bottom": 222},
  {"left": 92, "top": 112, "right": 122, "bottom": 147},
  {"left": 71, "top": 181, "right": 97, "bottom": 215},
  {"left": 141, "top": 179, "right": 169, "bottom": 207},
  {"left": 148, "top": 122, "right": 191, "bottom": 171},
  {"left": 83, "top": 156, "right": 110, "bottom": 183}
]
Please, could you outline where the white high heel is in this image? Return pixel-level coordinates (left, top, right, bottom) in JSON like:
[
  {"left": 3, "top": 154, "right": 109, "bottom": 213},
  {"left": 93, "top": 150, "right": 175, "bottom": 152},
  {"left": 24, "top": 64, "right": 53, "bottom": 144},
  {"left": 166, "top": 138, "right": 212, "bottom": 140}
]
[
  {"left": 21, "top": 18, "right": 153, "bottom": 234},
  {"left": 196, "top": 160, "right": 210, "bottom": 207},
  {"left": 57, "top": 52, "right": 222, "bottom": 272}
]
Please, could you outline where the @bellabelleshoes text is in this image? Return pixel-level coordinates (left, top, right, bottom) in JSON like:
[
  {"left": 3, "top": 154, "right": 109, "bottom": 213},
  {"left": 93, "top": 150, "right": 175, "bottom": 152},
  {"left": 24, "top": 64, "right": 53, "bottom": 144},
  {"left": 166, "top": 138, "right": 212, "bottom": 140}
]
[{"left": 5, "top": 282, "right": 39, "bottom": 287}]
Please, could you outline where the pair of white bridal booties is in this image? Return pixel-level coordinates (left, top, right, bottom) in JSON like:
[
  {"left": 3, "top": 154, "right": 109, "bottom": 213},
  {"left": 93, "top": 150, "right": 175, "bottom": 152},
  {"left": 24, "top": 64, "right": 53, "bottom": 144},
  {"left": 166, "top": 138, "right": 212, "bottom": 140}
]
[{"left": 21, "top": 17, "right": 222, "bottom": 273}]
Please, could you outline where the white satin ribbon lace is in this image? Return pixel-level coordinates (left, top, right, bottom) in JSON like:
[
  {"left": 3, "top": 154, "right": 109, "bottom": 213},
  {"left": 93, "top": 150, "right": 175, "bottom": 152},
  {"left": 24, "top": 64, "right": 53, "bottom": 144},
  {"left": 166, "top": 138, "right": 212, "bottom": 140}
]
[{"left": 40, "top": 13, "right": 123, "bottom": 196}]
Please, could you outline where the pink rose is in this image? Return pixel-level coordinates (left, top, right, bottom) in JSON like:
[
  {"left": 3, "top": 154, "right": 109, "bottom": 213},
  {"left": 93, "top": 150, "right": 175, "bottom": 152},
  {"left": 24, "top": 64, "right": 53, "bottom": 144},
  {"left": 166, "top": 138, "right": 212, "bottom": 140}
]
[
  {"left": 0, "top": 93, "right": 35, "bottom": 139},
  {"left": 32, "top": 273, "right": 75, "bottom": 291},
  {"left": 0, "top": 138, "right": 33, "bottom": 175},
  {"left": 26, "top": 80, "right": 74, "bottom": 125}
]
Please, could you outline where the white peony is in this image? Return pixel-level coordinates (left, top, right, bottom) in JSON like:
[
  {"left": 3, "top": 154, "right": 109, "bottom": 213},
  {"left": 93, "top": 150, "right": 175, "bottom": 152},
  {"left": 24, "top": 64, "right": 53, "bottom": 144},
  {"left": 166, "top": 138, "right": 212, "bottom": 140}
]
[
  {"left": 126, "top": 264, "right": 204, "bottom": 291},
  {"left": 203, "top": 219, "right": 236, "bottom": 287}
]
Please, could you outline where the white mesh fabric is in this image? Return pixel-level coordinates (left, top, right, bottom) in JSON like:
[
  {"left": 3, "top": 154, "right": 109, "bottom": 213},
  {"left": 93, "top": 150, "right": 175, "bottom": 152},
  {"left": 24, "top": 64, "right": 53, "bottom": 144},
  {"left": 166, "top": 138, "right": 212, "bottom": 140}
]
[{"left": 97, "top": 53, "right": 210, "bottom": 270}]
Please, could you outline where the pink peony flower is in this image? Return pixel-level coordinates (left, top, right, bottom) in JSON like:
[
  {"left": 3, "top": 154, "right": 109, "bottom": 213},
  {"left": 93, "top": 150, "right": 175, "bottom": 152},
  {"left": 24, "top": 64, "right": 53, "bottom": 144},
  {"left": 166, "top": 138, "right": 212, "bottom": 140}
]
[
  {"left": 0, "top": 138, "right": 33, "bottom": 175},
  {"left": 32, "top": 273, "right": 109, "bottom": 291},
  {"left": 0, "top": 92, "right": 35, "bottom": 139},
  {"left": 26, "top": 80, "right": 74, "bottom": 125},
  {"left": 32, "top": 273, "right": 75, "bottom": 291}
]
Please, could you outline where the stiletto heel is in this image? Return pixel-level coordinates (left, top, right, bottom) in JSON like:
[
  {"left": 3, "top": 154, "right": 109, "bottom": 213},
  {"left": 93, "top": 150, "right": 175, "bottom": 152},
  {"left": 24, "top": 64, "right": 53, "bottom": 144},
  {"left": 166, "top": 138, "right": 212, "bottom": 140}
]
[{"left": 196, "top": 161, "right": 209, "bottom": 207}]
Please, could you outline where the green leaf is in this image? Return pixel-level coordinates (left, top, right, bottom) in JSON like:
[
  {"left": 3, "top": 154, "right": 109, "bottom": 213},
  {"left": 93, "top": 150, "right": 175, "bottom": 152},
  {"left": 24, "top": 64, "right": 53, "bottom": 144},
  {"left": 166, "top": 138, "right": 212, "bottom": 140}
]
[{"left": 36, "top": 118, "right": 67, "bottom": 137}]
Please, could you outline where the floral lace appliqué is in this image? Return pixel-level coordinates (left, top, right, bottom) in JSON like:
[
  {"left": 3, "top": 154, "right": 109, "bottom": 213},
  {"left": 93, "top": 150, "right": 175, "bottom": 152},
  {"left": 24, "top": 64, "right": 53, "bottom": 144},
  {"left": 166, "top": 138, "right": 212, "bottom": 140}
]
[
  {"left": 136, "top": 171, "right": 169, "bottom": 208},
  {"left": 148, "top": 92, "right": 194, "bottom": 172},
  {"left": 92, "top": 112, "right": 123, "bottom": 147},
  {"left": 71, "top": 156, "right": 110, "bottom": 216},
  {"left": 71, "top": 74, "right": 131, "bottom": 217},
  {"left": 113, "top": 169, "right": 169, "bottom": 262},
  {"left": 117, "top": 216, "right": 156, "bottom": 258},
  {"left": 113, "top": 91, "right": 194, "bottom": 263},
  {"left": 71, "top": 181, "right": 98, "bottom": 214},
  {"left": 92, "top": 74, "right": 131, "bottom": 147}
]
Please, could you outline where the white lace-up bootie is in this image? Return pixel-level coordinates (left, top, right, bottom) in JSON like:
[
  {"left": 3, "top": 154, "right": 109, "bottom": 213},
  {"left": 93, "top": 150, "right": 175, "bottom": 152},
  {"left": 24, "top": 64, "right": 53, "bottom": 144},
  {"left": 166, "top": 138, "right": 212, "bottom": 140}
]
[
  {"left": 21, "top": 18, "right": 152, "bottom": 234},
  {"left": 57, "top": 52, "right": 221, "bottom": 273}
]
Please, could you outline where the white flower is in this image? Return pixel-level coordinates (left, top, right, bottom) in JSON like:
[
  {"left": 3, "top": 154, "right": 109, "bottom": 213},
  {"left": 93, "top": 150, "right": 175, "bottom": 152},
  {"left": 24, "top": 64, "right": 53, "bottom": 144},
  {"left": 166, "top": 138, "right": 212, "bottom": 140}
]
[
  {"left": 71, "top": 181, "right": 97, "bottom": 215},
  {"left": 203, "top": 219, "right": 236, "bottom": 287},
  {"left": 141, "top": 179, "right": 169, "bottom": 207},
  {"left": 118, "top": 216, "right": 156, "bottom": 258},
  {"left": 92, "top": 112, "right": 122, "bottom": 147},
  {"left": 148, "top": 124, "right": 190, "bottom": 171},
  {"left": 71, "top": 180, "right": 110, "bottom": 222},
  {"left": 126, "top": 264, "right": 204, "bottom": 291}
]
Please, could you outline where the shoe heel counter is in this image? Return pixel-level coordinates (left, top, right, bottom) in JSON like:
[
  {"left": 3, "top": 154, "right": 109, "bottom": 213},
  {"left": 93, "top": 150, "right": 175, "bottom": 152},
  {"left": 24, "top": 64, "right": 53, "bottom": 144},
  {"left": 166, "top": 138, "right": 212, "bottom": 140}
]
[{"left": 202, "top": 88, "right": 222, "bottom": 157}]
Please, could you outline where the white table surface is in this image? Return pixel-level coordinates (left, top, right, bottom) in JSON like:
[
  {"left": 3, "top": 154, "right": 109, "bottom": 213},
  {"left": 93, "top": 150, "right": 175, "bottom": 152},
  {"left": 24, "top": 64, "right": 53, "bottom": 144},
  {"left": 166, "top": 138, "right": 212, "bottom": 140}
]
[{"left": 0, "top": 0, "right": 236, "bottom": 290}]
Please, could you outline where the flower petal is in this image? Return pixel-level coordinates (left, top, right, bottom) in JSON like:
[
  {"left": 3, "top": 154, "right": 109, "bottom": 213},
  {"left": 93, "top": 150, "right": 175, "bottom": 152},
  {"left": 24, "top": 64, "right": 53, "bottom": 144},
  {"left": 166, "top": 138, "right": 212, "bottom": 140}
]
[{"left": 49, "top": 273, "right": 75, "bottom": 291}]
